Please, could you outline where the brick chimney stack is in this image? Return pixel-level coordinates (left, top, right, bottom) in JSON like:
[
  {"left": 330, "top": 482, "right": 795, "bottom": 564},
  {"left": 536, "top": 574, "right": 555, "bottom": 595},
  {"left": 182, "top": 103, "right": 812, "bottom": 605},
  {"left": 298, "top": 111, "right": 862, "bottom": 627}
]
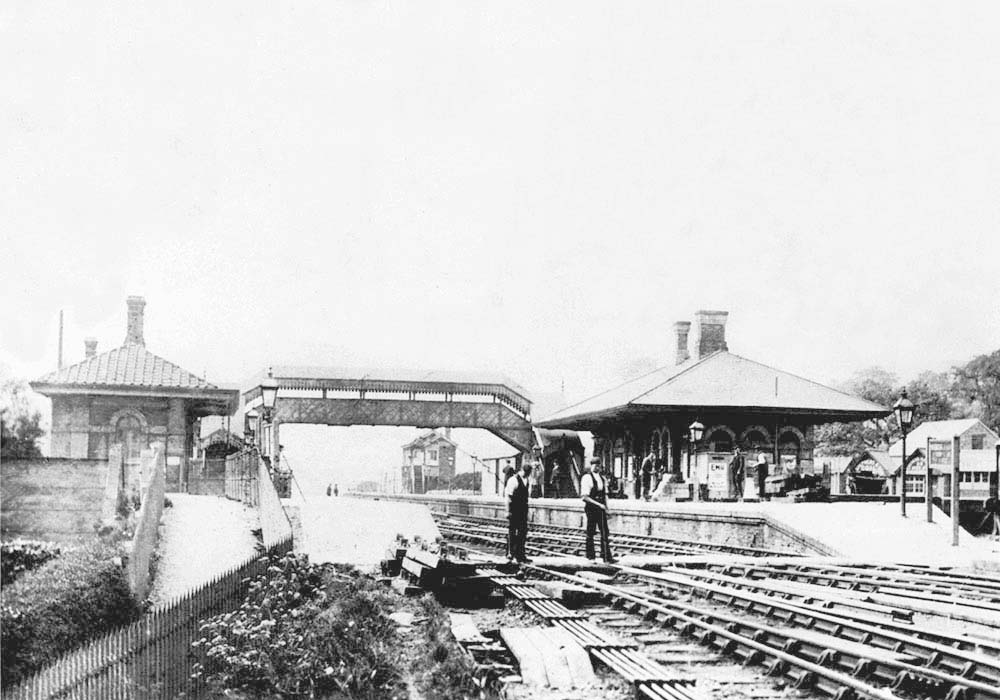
[
  {"left": 695, "top": 310, "right": 729, "bottom": 358},
  {"left": 125, "top": 296, "right": 146, "bottom": 345},
  {"left": 84, "top": 338, "right": 98, "bottom": 359},
  {"left": 673, "top": 321, "right": 691, "bottom": 365}
]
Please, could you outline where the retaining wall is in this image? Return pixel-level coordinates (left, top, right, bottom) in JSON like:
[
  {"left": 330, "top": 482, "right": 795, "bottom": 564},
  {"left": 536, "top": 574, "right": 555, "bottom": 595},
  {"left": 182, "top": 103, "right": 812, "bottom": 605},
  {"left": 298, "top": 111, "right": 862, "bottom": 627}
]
[
  {"left": 369, "top": 493, "right": 834, "bottom": 555},
  {"left": 0, "top": 458, "right": 107, "bottom": 542}
]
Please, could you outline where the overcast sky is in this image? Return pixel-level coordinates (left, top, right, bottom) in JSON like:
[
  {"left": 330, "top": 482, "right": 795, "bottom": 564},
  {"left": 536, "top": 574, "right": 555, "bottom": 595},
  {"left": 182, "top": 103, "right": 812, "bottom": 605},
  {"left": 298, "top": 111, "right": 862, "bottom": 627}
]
[{"left": 2, "top": 2, "right": 998, "bottom": 484}]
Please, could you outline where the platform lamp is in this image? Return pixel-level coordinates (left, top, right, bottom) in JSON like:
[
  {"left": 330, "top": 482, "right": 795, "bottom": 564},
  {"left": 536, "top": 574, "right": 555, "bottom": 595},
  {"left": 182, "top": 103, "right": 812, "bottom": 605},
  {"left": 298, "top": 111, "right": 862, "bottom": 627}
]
[
  {"left": 260, "top": 368, "right": 279, "bottom": 464},
  {"left": 893, "top": 390, "right": 916, "bottom": 517},
  {"left": 688, "top": 420, "right": 705, "bottom": 502}
]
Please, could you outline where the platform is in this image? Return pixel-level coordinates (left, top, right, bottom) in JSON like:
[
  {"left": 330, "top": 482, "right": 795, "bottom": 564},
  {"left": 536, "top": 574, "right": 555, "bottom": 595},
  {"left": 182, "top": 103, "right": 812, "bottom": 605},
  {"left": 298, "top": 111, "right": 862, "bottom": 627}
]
[
  {"left": 365, "top": 493, "right": 1000, "bottom": 569},
  {"left": 292, "top": 495, "right": 441, "bottom": 571}
]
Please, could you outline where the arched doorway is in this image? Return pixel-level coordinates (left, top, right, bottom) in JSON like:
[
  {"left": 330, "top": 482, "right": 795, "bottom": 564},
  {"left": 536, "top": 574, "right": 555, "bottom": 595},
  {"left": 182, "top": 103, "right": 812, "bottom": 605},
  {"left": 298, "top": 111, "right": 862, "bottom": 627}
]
[{"left": 114, "top": 413, "right": 147, "bottom": 463}]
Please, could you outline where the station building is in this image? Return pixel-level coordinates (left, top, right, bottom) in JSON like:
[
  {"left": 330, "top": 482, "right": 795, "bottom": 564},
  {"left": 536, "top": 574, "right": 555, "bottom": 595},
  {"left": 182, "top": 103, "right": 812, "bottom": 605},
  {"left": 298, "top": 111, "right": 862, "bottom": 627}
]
[
  {"left": 30, "top": 297, "right": 239, "bottom": 490},
  {"left": 886, "top": 418, "right": 999, "bottom": 508},
  {"left": 536, "top": 310, "right": 889, "bottom": 499}
]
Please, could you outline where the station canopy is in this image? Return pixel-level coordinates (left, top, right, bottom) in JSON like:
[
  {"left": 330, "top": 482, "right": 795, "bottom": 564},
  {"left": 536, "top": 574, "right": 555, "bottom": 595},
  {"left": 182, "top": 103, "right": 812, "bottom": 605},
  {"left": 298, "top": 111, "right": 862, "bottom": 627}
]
[{"left": 536, "top": 351, "right": 889, "bottom": 431}]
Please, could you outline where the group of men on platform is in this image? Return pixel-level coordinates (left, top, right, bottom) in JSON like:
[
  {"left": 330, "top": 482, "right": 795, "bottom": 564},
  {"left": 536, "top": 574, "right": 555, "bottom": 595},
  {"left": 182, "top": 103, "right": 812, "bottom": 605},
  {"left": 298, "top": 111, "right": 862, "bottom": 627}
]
[{"left": 504, "top": 457, "right": 616, "bottom": 564}]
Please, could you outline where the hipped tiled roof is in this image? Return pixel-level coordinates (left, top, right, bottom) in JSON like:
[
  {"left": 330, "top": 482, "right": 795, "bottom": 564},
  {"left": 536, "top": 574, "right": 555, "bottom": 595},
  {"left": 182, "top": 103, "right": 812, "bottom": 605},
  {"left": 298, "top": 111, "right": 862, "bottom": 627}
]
[
  {"left": 33, "top": 343, "right": 218, "bottom": 390},
  {"left": 538, "top": 351, "right": 889, "bottom": 428}
]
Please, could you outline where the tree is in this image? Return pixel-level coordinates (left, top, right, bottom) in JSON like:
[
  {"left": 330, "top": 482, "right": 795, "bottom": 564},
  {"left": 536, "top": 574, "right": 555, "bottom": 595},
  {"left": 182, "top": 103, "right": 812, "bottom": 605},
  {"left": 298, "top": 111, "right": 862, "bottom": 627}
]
[
  {"left": 952, "top": 350, "right": 1000, "bottom": 432},
  {"left": 815, "top": 367, "right": 901, "bottom": 455},
  {"left": 0, "top": 379, "right": 45, "bottom": 460},
  {"left": 905, "top": 371, "right": 955, "bottom": 424}
]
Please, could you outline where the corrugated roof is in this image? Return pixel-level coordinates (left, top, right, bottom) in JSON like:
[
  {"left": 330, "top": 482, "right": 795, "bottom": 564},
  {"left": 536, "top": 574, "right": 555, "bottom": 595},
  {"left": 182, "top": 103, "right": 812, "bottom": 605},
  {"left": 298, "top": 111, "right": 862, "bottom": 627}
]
[
  {"left": 33, "top": 343, "right": 218, "bottom": 390},
  {"left": 538, "top": 351, "right": 888, "bottom": 427},
  {"left": 888, "top": 418, "right": 996, "bottom": 456}
]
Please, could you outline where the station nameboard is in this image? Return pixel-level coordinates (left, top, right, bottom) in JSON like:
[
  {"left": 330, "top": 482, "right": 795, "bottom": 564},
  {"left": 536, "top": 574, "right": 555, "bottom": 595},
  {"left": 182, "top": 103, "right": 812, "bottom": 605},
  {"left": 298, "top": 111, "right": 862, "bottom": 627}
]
[{"left": 926, "top": 439, "right": 952, "bottom": 467}]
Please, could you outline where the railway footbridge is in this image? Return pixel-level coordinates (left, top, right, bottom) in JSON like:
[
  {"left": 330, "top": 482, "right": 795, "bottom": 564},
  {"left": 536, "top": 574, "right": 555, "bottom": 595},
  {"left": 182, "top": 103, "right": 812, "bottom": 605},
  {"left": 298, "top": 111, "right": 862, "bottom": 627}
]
[{"left": 243, "top": 366, "right": 537, "bottom": 469}]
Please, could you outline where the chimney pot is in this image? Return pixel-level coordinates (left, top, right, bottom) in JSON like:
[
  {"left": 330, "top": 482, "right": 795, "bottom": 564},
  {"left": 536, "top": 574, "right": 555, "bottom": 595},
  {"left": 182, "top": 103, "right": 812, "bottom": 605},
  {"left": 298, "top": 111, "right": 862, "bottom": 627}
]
[
  {"left": 695, "top": 310, "right": 729, "bottom": 358},
  {"left": 84, "top": 338, "right": 98, "bottom": 359},
  {"left": 125, "top": 296, "right": 146, "bottom": 345},
  {"left": 673, "top": 321, "right": 692, "bottom": 365}
]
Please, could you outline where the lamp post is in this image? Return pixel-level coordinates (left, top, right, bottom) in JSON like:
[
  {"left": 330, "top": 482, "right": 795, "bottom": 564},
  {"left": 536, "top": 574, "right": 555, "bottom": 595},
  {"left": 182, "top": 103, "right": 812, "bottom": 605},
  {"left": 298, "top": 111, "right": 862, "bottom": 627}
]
[
  {"left": 688, "top": 420, "right": 705, "bottom": 502},
  {"left": 893, "top": 390, "right": 915, "bottom": 517}
]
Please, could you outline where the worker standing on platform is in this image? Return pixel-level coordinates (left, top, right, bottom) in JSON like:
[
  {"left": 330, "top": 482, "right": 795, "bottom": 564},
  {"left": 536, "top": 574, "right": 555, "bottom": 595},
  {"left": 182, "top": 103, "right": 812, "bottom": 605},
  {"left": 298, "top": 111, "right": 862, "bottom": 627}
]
[
  {"left": 730, "top": 448, "right": 745, "bottom": 500},
  {"left": 505, "top": 463, "right": 532, "bottom": 563},
  {"left": 581, "top": 458, "right": 616, "bottom": 563},
  {"left": 640, "top": 449, "right": 656, "bottom": 500},
  {"left": 755, "top": 453, "right": 769, "bottom": 501}
]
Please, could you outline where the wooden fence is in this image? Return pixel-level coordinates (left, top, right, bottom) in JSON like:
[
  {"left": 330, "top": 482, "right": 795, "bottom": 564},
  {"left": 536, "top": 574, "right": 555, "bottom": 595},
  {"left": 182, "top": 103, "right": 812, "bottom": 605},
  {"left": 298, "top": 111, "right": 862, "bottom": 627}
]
[{"left": 2, "top": 536, "right": 293, "bottom": 700}]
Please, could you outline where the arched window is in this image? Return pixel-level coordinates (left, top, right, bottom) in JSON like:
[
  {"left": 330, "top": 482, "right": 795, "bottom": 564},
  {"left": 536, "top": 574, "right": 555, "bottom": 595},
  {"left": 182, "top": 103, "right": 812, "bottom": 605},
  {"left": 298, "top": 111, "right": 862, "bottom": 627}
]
[
  {"left": 706, "top": 427, "right": 735, "bottom": 453},
  {"left": 115, "top": 414, "right": 147, "bottom": 462},
  {"left": 778, "top": 429, "right": 802, "bottom": 466},
  {"left": 743, "top": 429, "right": 769, "bottom": 454}
]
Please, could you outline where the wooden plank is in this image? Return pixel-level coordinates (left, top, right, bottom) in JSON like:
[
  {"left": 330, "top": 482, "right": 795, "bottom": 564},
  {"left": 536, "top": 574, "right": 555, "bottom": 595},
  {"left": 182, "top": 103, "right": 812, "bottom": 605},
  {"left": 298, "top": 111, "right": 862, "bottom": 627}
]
[
  {"left": 546, "top": 626, "right": 597, "bottom": 687},
  {"left": 407, "top": 548, "right": 441, "bottom": 569},
  {"left": 449, "top": 613, "right": 489, "bottom": 644},
  {"left": 523, "top": 628, "right": 574, "bottom": 690},
  {"left": 401, "top": 557, "right": 440, "bottom": 587},
  {"left": 500, "top": 628, "right": 548, "bottom": 687}
]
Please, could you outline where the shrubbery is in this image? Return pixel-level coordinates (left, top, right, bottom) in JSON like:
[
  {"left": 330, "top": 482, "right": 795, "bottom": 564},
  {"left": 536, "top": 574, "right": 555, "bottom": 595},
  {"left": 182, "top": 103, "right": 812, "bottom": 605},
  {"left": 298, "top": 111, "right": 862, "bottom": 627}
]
[
  {"left": 192, "top": 554, "right": 404, "bottom": 698},
  {"left": 1, "top": 541, "right": 140, "bottom": 688},
  {"left": 0, "top": 540, "right": 61, "bottom": 586}
]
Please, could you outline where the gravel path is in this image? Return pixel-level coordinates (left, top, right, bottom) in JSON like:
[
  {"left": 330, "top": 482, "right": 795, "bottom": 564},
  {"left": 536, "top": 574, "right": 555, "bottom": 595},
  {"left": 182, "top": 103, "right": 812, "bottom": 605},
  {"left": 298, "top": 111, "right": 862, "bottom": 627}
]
[{"left": 147, "top": 494, "right": 259, "bottom": 607}]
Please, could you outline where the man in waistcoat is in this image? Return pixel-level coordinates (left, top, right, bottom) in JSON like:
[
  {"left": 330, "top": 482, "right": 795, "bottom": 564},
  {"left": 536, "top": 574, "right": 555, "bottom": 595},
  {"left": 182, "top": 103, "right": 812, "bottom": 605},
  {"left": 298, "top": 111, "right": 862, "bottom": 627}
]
[
  {"left": 581, "top": 458, "right": 616, "bottom": 563},
  {"left": 505, "top": 462, "right": 533, "bottom": 563}
]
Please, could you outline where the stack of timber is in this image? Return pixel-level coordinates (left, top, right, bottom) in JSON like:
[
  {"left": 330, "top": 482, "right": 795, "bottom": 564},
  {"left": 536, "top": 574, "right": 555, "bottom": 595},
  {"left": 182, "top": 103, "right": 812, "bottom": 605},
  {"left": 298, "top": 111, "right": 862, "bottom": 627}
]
[{"left": 387, "top": 541, "right": 505, "bottom": 604}]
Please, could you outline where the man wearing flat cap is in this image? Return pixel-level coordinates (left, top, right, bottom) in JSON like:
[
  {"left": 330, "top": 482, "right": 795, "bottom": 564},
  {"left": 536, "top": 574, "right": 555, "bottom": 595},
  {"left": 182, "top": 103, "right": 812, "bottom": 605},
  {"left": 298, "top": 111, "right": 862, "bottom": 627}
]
[{"left": 580, "top": 457, "right": 616, "bottom": 563}]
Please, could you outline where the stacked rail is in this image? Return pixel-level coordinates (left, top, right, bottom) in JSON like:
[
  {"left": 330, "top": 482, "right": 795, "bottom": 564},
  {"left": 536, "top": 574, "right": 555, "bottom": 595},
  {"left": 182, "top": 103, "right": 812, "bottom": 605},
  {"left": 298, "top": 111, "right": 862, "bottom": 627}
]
[
  {"left": 480, "top": 568, "right": 702, "bottom": 700},
  {"left": 439, "top": 514, "right": 1000, "bottom": 700}
]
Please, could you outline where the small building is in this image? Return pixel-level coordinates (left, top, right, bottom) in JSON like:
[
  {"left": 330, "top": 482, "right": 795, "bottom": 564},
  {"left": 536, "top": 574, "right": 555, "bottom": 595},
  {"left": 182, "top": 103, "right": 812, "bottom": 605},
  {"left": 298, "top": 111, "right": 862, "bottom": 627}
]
[
  {"left": 817, "top": 450, "right": 894, "bottom": 495},
  {"left": 401, "top": 429, "right": 457, "bottom": 494},
  {"left": 30, "top": 297, "right": 239, "bottom": 491},
  {"left": 886, "top": 418, "right": 999, "bottom": 507},
  {"left": 537, "top": 310, "right": 889, "bottom": 500}
]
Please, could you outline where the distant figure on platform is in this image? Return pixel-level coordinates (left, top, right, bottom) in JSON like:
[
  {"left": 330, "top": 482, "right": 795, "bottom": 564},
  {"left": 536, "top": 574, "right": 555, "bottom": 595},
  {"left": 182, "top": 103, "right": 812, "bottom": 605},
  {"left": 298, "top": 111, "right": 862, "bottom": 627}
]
[
  {"left": 505, "top": 463, "right": 532, "bottom": 563},
  {"left": 641, "top": 449, "right": 656, "bottom": 500},
  {"left": 581, "top": 458, "right": 616, "bottom": 563},
  {"left": 755, "top": 454, "right": 769, "bottom": 500},
  {"left": 326, "top": 483, "right": 332, "bottom": 497},
  {"left": 730, "top": 448, "right": 745, "bottom": 500},
  {"left": 333, "top": 483, "right": 339, "bottom": 497}
]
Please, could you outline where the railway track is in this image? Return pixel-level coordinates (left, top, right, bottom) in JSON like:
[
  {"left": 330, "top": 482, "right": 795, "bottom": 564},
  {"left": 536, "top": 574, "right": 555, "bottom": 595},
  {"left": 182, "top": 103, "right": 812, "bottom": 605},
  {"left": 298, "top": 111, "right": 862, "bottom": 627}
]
[
  {"left": 434, "top": 512, "right": 798, "bottom": 558},
  {"left": 438, "top": 515, "right": 1000, "bottom": 700}
]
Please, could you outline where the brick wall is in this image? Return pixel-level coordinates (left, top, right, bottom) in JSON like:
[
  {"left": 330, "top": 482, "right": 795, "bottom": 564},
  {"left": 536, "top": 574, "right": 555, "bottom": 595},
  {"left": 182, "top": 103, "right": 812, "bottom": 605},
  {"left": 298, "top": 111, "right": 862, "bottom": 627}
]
[{"left": 0, "top": 458, "right": 108, "bottom": 542}]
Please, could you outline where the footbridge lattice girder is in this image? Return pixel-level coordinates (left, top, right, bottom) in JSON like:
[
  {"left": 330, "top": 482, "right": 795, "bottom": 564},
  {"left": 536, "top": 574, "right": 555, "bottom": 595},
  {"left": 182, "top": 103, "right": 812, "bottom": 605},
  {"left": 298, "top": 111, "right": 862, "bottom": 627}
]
[{"left": 273, "top": 397, "right": 535, "bottom": 452}]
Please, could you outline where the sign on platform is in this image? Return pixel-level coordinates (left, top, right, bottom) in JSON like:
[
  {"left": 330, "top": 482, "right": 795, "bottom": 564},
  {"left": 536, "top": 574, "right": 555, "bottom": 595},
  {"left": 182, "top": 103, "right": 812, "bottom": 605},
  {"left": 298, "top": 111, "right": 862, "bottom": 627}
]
[{"left": 927, "top": 439, "right": 951, "bottom": 467}]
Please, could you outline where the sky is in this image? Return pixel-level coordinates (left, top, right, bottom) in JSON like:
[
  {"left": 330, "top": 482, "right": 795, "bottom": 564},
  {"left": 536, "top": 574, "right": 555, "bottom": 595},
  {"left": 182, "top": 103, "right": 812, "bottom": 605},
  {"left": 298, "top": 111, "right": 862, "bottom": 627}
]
[{"left": 2, "top": 1, "right": 999, "bottom": 485}]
